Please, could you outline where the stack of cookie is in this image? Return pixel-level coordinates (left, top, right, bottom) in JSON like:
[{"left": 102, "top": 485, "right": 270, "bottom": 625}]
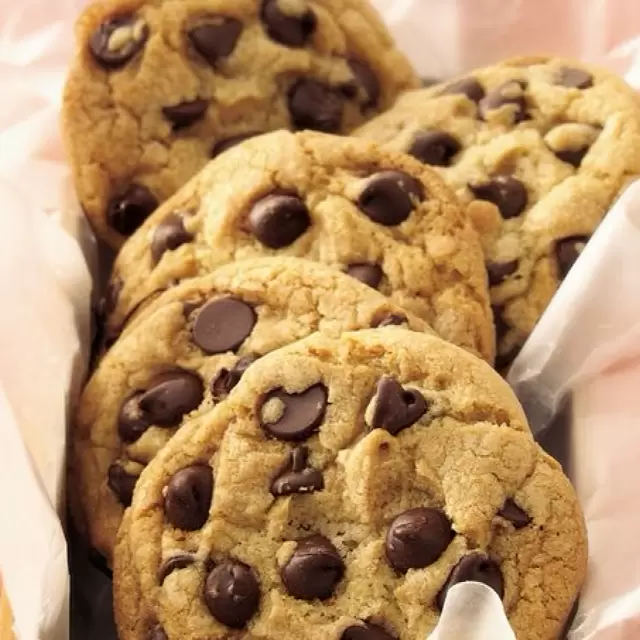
[{"left": 63, "top": 0, "right": 640, "bottom": 637}]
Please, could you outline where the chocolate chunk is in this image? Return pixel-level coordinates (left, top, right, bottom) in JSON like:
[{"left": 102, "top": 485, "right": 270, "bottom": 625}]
[
  {"left": 554, "top": 146, "right": 590, "bottom": 168},
  {"left": 151, "top": 214, "right": 193, "bottom": 264},
  {"left": 261, "top": 0, "right": 316, "bottom": 47},
  {"left": 192, "top": 297, "right": 256, "bottom": 354},
  {"left": 288, "top": 79, "right": 344, "bottom": 133},
  {"left": 281, "top": 535, "right": 344, "bottom": 600},
  {"left": 211, "top": 354, "right": 260, "bottom": 400},
  {"left": 368, "top": 376, "right": 428, "bottom": 436},
  {"left": 271, "top": 446, "right": 324, "bottom": 496},
  {"left": 348, "top": 59, "right": 380, "bottom": 109},
  {"left": 148, "top": 624, "right": 167, "bottom": 640},
  {"left": 555, "top": 235, "right": 588, "bottom": 279},
  {"left": 385, "top": 508, "right": 454, "bottom": 573},
  {"left": 89, "top": 15, "right": 149, "bottom": 68},
  {"left": 107, "top": 463, "right": 137, "bottom": 506},
  {"left": 371, "top": 312, "right": 408, "bottom": 328},
  {"left": 158, "top": 553, "right": 196, "bottom": 584},
  {"left": 469, "top": 176, "right": 527, "bottom": 219},
  {"left": 436, "top": 553, "right": 504, "bottom": 611},
  {"left": 259, "top": 383, "right": 328, "bottom": 441},
  {"left": 357, "top": 171, "right": 424, "bottom": 226},
  {"left": 248, "top": 193, "right": 311, "bottom": 248},
  {"left": 487, "top": 260, "right": 518, "bottom": 287},
  {"left": 204, "top": 559, "right": 260, "bottom": 628},
  {"left": 341, "top": 621, "right": 397, "bottom": 640},
  {"left": 441, "top": 77, "right": 485, "bottom": 102},
  {"left": 557, "top": 67, "right": 593, "bottom": 90},
  {"left": 164, "top": 464, "right": 213, "bottom": 530},
  {"left": 162, "top": 99, "right": 209, "bottom": 130},
  {"left": 107, "top": 184, "right": 158, "bottom": 236},
  {"left": 479, "top": 80, "right": 529, "bottom": 123},
  {"left": 211, "top": 132, "right": 261, "bottom": 158},
  {"left": 408, "top": 131, "right": 461, "bottom": 167},
  {"left": 498, "top": 498, "right": 531, "bottom": 529},
  {"left": 346, "top": 263, "right": 383, "bottom": 289},
  {"left": 189, "top": 17, "right": 243, "bottom": 66}
]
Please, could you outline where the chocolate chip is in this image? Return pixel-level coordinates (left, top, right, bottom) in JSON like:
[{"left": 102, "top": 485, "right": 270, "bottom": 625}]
[
  {"left": 557, "top": 67, "right": 593, "bottom": 90},
  {"left": 248, "top": 193, "right": 310, "bottom": 248},
  {"left": 288, "top": 79, "right": 344, "bottom": 133},
  {"left": 107, "top": 463, "right": 137, "bottom": 506},
  {"left": 148, "top": 624, "right": 167, "bottom": 640},
  {"left": 192, "top": 297, "right": 256, "bottom": 354},
  {"left": 385, "top": 508, "right": 453, "bottom": 573},
  {"left": 164, "top": 464, "right": 213, "bottom": 530},
  {"left": 271, "top": 446, "right": 324, "bottom": 496},
  {"left": 371, "top": 312, "right": 408, "bottom": 328},
  {"left": 89, "top": 15, "right": 149, "bottom": 69},
  {"left": 368, "top": 376, "right": 428, "bottom": 436},
  {"left": 441, "top": 77, "right": 485, "bottom": 102},
  {"left": 408, "top": 131, "right": 461, "bottom": 167},
  {"left": 138, "top": 370, "right": 204, "bottom": 426},
  {"left": 348, "top": 59, "right": 380, "bottom": 109},
  {"left": 150, "top": 214, "right": 193, "bottom": 264},
  {"left": 436, "top": 553, "right": 504, "bottom": 611},
  {"left": 357, "top": 171, "right": 424, "bottom": 226},
  {"left": 469, "top": 176, "right": 527, "bottom": 219},
  {"left": 555, "top": 235, "right": 588, "bottom": 279},
  {"left": 211, "top": 132, "right": 261, "bottom": 158},
  {"left": 204, "top": 559, "right": 260, "bottom": 628},
  {"left": 280, "top": 535, "right": 344, "bottom": 600},
  {"left": 259, "top": 383, "right": 328, "bottom": 441},
  {"left": 346, "top": 263, "right": 383, "bottom": 289},
  {"left": 211, "top": 354, "right": 260, "bottom": 401},
  {"left": 498, "top": 498, "right": 531, "bottom": 529},
  {"left": 554, "top": 146, "right": 590, "bottom": 168},
  {"left": 118, "top": 391, "right": 152, "bottom": 442},
  {"left": 158, "top": 553, "right": 196, "bottom": 584},
  {"left": 487, "top": 260, "right": 518, "bottom": 287},
  {"left": 107, "top": 184, "right": 158, "bottom": 236},
  {"left": 261, "top": 0, "right": 316, "bottom": 47},
  {"left": 162, "top": 99, "right": 208, "bottom": 130},
  {"left": 189, "top": 17, "right": 243, "bottom": 66},
  {"left": 479, "top": 80, "right": 529, "bottom": 123},
  {"left": 341, "top": 621, "right": 397, "bottom": 640}
]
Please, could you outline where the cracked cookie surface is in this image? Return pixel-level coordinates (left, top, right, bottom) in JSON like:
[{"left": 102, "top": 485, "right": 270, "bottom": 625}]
[
  {"left": 62, "top": 0, "right": 419, "bottom": 248},
  {"left": 355, "top": 55, "right": 640, "bottom": 368},
  {"left": 105, "top": 130, "right": 494, "bottom": 362},
  {"left": 118, "top": 328, "right": 587, "bottom": 640},
  {"left": 72, "top": 257, "right": 429, "bottom": 560}
]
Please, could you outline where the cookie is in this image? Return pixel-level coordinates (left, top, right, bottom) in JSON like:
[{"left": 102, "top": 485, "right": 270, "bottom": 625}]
[
  {"left": 72, "top": 257, "right": 430, "bottom": 560},
  {"left": 119, "top": 328, "right": 587, "bottom": 640},
  {"left": 355, "top": 55, "right": 640, "bottom": 368},
  {"left": 62, "top": 0, "right": 419, "bottom": 249},
  {"left": 104, "top": 130, "right": 495, "bottom": 362}
]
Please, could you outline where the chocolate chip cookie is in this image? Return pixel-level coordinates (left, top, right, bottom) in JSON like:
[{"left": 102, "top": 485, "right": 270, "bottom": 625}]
[
  {"left": 119, "top": 328, "right": 587, "bottom": 640},
  {"left": 72, "top": 257, "right": 429, "bottom": 561},
  {"left": 105, "top": 130, "right": 495, "bottom": 362},
  {"left": 63, "top": 0, "right": 419, "bottom": 249},
  {"left": 355, "top": 55, "right": 640, "bottom": 368}
]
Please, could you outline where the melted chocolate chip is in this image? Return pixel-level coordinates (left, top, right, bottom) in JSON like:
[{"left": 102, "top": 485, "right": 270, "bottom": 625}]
[
  {"left": 107, "top": 462, "right": 137, "bottom": 506},
  {"left": 368, "top": 376, "right": 428, "bottom": 436},
  {"left": 138, "top": 370, "right": 204, "bottom": 426},
  {"left": 554, "top": 146, "right": 590, "bottom": 168},
  {"left": 441, "top": 77, "right": 485, "bottom": 102},
  {"left": 557, "top": 67, "right": 593, "bottom": 90},
  {"left": 151, "top": 214, "right": 193, "bottom": 264},
  {"left": 555, "top": 235, "right": 589, "bottom": 279},
  {"left": 341, "top": 621, "right": 397, "bottom": 640},
  {"left": 261, "top": 0, "right": 316, "bottom": 47},
  {"left": 89, "top": 15, "right": 149, "bottom": 68},
  {"left": 164, "top": 464, "right": 213, "bottom": 530},
  {"left": 498, "top": 498, "right": 532, "bottom": 529},
  {"left": 271, "top": 446, "right": 324, "bottom": 496},
  {"left": 189, "top": 17, "right": 243, "bottom": 66},
  {"left": 162, "top": 99, "right": 209, "bottom": 130},
  {"left": 487, "top": 260, "right": 518, "bottom": 287},
  {"left": 211, "top": 132, "right": 261, "bottom": 158},
  {"left": 248, "top": 193, "right": 311, "bottom": 248},
  {"left": 469, "top": 176, "right": 528, "bottom": 219},
  {"left": 204, "top": 560, "right": 260, "bottom": 628},
  {"left": 118, "top": 391, "right": 152, "bottom": 442},
  {"left": 259, "top": 383, "right": 328, "bottom": 441},
  {"left": 408, "top": 131, "right": 461, "bottom": 167},
  {"left": 479, "top": 80, "right": 529, "bottom": 123},
  {"left": 357, "top": 171, "right": 424, "bottom": 226},
  {"left": 192, "top": 297, "right": 256, "bottom": 354},
  {"left": 345, "top": 263, "right": 383, "bottom": 289},
  {"left": 348, "top": 59, "right": 380, "bottom": 109},
  {"left": 288, "top": 79, "right": 344, "bottom": 133},
  {"left": 107, "top": 184, "right": 158, "bottom": 236},
  {"left": 371, "top": 312, "right": 408, "bottom": 328},
  {"left": 158, "top": 553, "right": 196, "bottom": 584},
  {"left": 211, "top": 354, "right": 260, "bottom": 401},
  {"left": 281, "top": 535, "right": 344, "bottom": 600},
  {"left": 436, "top": 553, "right": 504, "bottom": 611}
]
